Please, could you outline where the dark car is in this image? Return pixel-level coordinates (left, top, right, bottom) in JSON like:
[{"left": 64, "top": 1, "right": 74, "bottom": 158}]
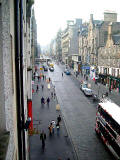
[
  {"left": 65, "top": 70, "right": 71, "bottom": 75},
  {"left": 44, "top": 66, "right": 48, "bottom": 71},
  {"left": 49, "top": 67, "right": 54, "bottom": 72}
]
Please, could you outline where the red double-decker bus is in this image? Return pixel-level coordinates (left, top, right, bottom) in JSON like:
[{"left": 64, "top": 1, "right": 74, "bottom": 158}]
[{"left": 95, "top": 99, "right": 120, "bottom": 159}]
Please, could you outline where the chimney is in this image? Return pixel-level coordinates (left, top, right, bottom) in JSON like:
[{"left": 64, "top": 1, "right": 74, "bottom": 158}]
[
  {"left": 108, "top": 22, "right": 112, "bottom": 40},
  {"left": 90, "top": 14, "right": 93, "bottom": 22}
]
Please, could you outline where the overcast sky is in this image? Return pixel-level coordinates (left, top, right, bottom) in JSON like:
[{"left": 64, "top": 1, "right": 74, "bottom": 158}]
[{"left": 34, "top": 0, "right": 120, "bottom": 47}]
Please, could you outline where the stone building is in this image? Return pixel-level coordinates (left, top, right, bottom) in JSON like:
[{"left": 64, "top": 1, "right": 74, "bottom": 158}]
[
  {"left": 78, "top": 23, "right": 89, "bottom": 74},
  {"left": 0, "top": 0, "right": 34, "bottom": 160},
  {"left": 61, "top": 20, "right": 74, "bottom": 64},
  {"left": 31, "top": 8, "right": 37, "bottom": 70},
  {"left": 55, "top": 29, "right": 62, "bottom": 61},
  {"left": 98, "top": 23, "right": 120, "bottom": 92},
  {"left": 87, "top": 12, "right": 119, "bottom": 79},
  {"left": 61, "top": 19, "right": 82, "bottom": 69}
]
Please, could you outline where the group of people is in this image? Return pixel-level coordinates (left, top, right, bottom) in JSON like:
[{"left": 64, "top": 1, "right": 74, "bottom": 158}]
[
  {"left": 40, "top": 115, "right": 62, "bottom": 151},
  {"left": 41, "top": 97, "right": 50, "bottom": 106},
  {"left": 48, "top": 115, "right": 61, "bottom": 136}
]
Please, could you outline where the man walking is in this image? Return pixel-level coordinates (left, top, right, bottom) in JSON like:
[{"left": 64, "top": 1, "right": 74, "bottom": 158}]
[
  {"left": 41, "top": 84, "right": 44, "bottom": 91},
  {"left": 57, "top": 115, "right": 61, "bottom": 124},
  {"left": 41, "top": 97, "right": 45, "bottom": 105},
  {"left": 40, "top": 130, "right": 46, "bottom": 150},
  {"left": 36, "top": 84, "right": 39, "bottom": 92},
  {"left": 47, "top": 97, "right": 50, "bottom": 106}
]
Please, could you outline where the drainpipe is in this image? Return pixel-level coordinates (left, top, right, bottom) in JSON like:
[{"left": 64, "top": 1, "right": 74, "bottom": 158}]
[
  {"left": 14, "top": 0, "right": 23, "bottom": 159},
  {"left": 20, "top": 0, "right": 26, "bottom": 159}
]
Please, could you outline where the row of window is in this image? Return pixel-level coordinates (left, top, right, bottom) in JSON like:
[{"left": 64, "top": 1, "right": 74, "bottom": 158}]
[
  {"left": 98, "top": 122, "right": 120, "bottom": 157},
  {"left": 98, "top": 106, "right": 120, "bottom": 135},
  {"left": 99, "top": 67, "right": 120, "bottom": 77}
]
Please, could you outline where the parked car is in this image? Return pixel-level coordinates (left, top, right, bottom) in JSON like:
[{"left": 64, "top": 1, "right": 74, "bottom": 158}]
[
  {"left": 66, "top": 70, "right": 71, "bottom": 75},
  {"left": 84, "top": 88, "right": 93, "bottom": 96},
  {"left": 64, "top": 68, "right": 68, "bottom": 73},
  {"left": 49, "top": 67, "right": 54, "bottom": 72},
  {"left": 80, "top": 81, "right": 88, "bottom": 91},
  {"left": 44, "top": 66, "right": 48, "bottom": 71}
]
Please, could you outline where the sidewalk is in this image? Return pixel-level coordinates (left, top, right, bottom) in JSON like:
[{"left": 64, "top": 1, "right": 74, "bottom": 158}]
[
  {"left": 29, "top": 75, "right": 77, "bottom": 160},
  {"left": 70, "top": 68, "right": 120, "bottom": 106}
]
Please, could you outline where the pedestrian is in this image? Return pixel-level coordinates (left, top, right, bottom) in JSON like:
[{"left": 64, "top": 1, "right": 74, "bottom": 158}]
[
  {"left": 51, "top": 120, "right": 56, "bottom": 134},
  {"left": 106, "top": 92, "right": 108, "bottom": 97},
  {"left": 44, "top": 75, "right": 46, "bottom": 80},
  {"left": 36, "top": 84, "right": 39, "bottom": 92},
  {"left": 48, "top": 123, "right": 53, "bottom": 135},
  {"left": 109, "top": 87, "right": 111, "bottom": 93},
  {"left": 49, "top": 77, "right": 51, "bottom": 82},
  {"left": 40, "top": 130, "right": 46, "bottom": 150},
  {"left": 41, "top": 84, "right": 44, "bottom": 91},
  {"left": 54, "top": 92, "right": 56, "bottom": 99},
  {"left": 56, "top": 122, "right": 60, "bottom": 135},
  {"left": 47, "top": 97, "right": 50, "bottom": 106},
  {"left": 33, "top": 72, "right": 36, "bottom": 80},
  {"left": 43, "top": 75, "right": 44, "bottom": 80},
  {"left": 41, "top": 97, "right": 45, "bottom": 104},
  {"left": 51, "top": 92, "right": 53, "bottom": 98},
  {"left": 38, "top": 75, "right": 40, "bottom": 82},
  {"left": 62, "top": 72, "right": 63, "bottom": 77},
  {"left": 57, "top": 115, "right": 61, "bottom": 124}
]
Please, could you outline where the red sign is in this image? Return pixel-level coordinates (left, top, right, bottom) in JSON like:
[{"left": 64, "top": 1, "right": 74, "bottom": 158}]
[{"left": 27, "top": 100, "right": 33, "bottom": 130}]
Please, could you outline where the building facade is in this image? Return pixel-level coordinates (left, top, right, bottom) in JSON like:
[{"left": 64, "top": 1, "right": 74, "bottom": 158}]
[
  {"left": 98, "top": 23, "right": 120, "bottom": 92},
  {"left": 0, "top": 0, "right": 34, "bottom": 160}
]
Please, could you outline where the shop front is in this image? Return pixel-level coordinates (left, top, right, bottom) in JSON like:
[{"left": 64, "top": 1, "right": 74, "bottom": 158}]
[
  {"left": 99, "top": 74, "right": 109, "bottom": 85},
  {"left": 109, "top": 76, "right": 120, "bottom": 93}
]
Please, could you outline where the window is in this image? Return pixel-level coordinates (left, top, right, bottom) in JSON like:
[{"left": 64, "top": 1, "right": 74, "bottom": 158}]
[{"left": 10, "top": 35, "right": 14, "bottom": 94}]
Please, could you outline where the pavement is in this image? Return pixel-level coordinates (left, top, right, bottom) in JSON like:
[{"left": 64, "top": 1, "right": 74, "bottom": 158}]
[{"left": 29, "top": 71, "right": 77, "bottom": 160}]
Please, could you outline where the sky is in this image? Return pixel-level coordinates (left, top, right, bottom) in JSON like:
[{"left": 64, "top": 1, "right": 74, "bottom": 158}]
[{"left": 34, "top": 0, "right": 120, "bottom": 47}]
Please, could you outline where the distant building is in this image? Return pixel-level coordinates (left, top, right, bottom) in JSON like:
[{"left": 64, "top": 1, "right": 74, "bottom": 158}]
[
  {"left": 56, "top": 29, "right": 62, "bottom": 61},
  {"left": 61, "top": 19, "right": 82, "bottom": 70}
]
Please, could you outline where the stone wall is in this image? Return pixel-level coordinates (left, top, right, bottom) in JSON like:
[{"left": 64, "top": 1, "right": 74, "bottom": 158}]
[
  {"left": 98, "top": 45, "right": 120, "bottom": 68},
  {"left": 0, "top": 0, "right": 17, "bottom": 160}
]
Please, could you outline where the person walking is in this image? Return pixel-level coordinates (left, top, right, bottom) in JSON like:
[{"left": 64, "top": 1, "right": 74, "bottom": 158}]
[
  {"left": 44, "top": 75, "right": 46, "bottom": 81},
  {"left": 40, "top": 130, "right": 46, "bottom": 150},
  {"left": 62, "top": 72, "right": 63, "bottom": 77},
  {"left": 36, "top": 84, "right": 39, "bottom": 92},
  {"left": 48, "top": 123, "right": 53, "bottom": 136},
  {"left": 41, "top": 97, "right": 45, "bottom": 105},
  {"left": 51, "top": 92, "right": 53, "bottom": 98},
  {"left": 51, "top": 120, "right": 56, "bottom": 134},
  {"left": 43, "top": 74, "right": 44, "bottom": 80},
  {"left": 47, "top": 97, "right": 50, "bottom": 106},
  {"left": 38, "top": 75, "right": 40, "bottom": 82},
  {"left": 109, "top": 86, "right": 111, "bottom": 93},
  {"left": 41, "top": 84, "right": 44, "bottom": 91},
  {"left": 54, "top": 92, "right": 56, "bottom": 99},
  {"left": 57, "top": 115, "right": 61, "bottom": 124},
  {"left": 56, "top": 122, "right": 60, "bottom": 135}
]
